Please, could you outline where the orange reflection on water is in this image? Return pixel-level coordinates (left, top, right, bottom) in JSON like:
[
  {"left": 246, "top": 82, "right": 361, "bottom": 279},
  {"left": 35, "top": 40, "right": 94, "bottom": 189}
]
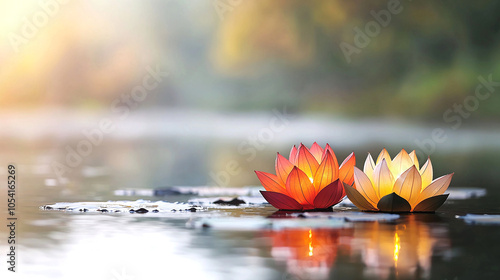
[
  {"left": 308, "top": 229, "right": 313, "bottom": 257},
  {"left": 264, "top": 227, "right": 353, "bottom": 280}
]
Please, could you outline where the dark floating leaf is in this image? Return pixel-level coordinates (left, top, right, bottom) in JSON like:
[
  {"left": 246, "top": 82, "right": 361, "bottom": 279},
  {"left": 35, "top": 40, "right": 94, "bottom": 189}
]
[
  {"left": 153, "top": 188, "right": 183, "bottom": 196},
  {"left": 413, "top": 194, "right": 449, "bottom": 212},
  {"left": 377, "top": 193, "right": 411, "bottom": 213},
  {"left": 213, "top": 197, "right": 246, "bottom": 206},
  {"left": 134, "top": 208, "right": 149, "bottom": 213}
]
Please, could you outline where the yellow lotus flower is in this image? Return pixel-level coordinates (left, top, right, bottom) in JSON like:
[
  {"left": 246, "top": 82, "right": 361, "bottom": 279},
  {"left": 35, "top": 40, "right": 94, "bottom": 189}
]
[{"left": 345, "top": 149, "right": 453, "bottom": 213}]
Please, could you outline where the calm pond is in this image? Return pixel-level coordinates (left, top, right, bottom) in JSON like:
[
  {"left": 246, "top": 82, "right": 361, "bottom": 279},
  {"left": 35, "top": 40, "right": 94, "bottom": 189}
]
[{"left": 1, "top": 113, "right": 500, "bottom": 280}]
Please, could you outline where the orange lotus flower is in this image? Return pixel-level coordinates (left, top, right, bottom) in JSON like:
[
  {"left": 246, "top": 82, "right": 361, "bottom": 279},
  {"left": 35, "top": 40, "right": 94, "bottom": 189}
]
[
  {"left": 255, "top": 143, "right": 355, "bottom": 210},
  {"left": 345, "top": 149, "right": 454, "bottom": 213}
]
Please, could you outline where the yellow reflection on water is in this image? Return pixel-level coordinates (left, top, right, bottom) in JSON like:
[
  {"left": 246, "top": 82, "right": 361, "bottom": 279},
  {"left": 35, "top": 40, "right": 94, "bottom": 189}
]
[
  {"left": 394, "top": 232, "right": 400, "bottom": 267},
  {"left": 349, "top": 215, "right": 452, "bottom": 279}
]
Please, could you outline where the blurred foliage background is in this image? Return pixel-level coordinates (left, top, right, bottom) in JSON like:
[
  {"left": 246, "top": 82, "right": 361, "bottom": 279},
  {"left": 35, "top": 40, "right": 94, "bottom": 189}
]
[{"left": 1, "top": 0, "right": 499, "bottom": 120}]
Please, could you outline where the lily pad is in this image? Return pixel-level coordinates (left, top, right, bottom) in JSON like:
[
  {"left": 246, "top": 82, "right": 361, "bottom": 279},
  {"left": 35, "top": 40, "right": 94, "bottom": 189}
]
[
  {"left": 289, "top": 212, "right": 400, "bottom": 222},
  {"left": 447, "top": 187, "right": 486, "bottom": 200},
  {"left": 188, "top": 196, "right": 267, "bottom": 207},
  {"left": 457, "top": 214, "right": 500, "bottom": 225},
  {"left": 41, "top": 200, "right": 204, "bottom": 213}
]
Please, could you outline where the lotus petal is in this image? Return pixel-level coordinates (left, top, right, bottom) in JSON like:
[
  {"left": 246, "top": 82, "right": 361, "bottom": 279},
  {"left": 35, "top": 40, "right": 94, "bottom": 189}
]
[
  {"left": 313, "top": 152, "right": 337, "bottom": 192},
  {"left": 255, "top": 171, "right": 287, "bottom": 194},
  {"left": 392, "top": 166, "right": 421, "bottom": 208},
  {"left": 313, "top": 179, "right": 344, "bottom": 209},
  {"left": 309, "top": 142, "right": 324, "bottom": 163},
  {"left": 377, "top": 192, "right": 412, "bottom": 213},
  {"left": 363, "top": 153, "right": 376, "bottom": 182},
  {"left": 339, "top": 152, "right": 356, "bottom": 186},
  {"left": 420, "top": 158, "right": 433, "bottom": 189},
  {"left": 322, "top": 143, "right": 339, "bottom": 173},
  {"left": 373, "top": 159, "right": 394, "bottom": 198},
  {"left": 289, "top": 145, "right": 298, "bottom": 165},
  {"left": 391, "top": 149, "right": 414, "bottom": 178},
  {"left": 275, "top": 153, "right": 295, "bottom": 185},
  {"left": 296, "top": 144, "right": 319, "bottom": 179},
  {"left": 323, "top": 143, "right": 335, "bottom": 158},
  {"left": 286, "top": 167, "right": 316, "bottom": 205},
  {"left": 413, "top": 194, "right": 449, "bottom": 212},
  {"left": 376, "top": 148, "right": 392, "bottom": 166},
  {"left": 409, "top": 150, "right": 420, "bottom": 170},
  {"left": 344, "top": 184, "right": 377, "bottom": 211},
  {"left": 260, "top": 191, "right": 303, "bottom": 210},
  {"left": 353, "top": 167, "right": 379, "bottom": 207},
  {"left": 418, "top": 173, "right": 453, "bottom": 203}
]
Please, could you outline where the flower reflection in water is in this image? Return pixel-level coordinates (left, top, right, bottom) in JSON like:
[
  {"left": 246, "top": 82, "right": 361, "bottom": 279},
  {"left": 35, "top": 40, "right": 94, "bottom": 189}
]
[
  {"left": 265, "top": 215, "right": 452, "bottom": 280},
  {"left": 352, "top": 215, "right": 452, "bottom": 279},
  {"left": 264, "top": 227, "right": 353, "bottom": 280}
]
